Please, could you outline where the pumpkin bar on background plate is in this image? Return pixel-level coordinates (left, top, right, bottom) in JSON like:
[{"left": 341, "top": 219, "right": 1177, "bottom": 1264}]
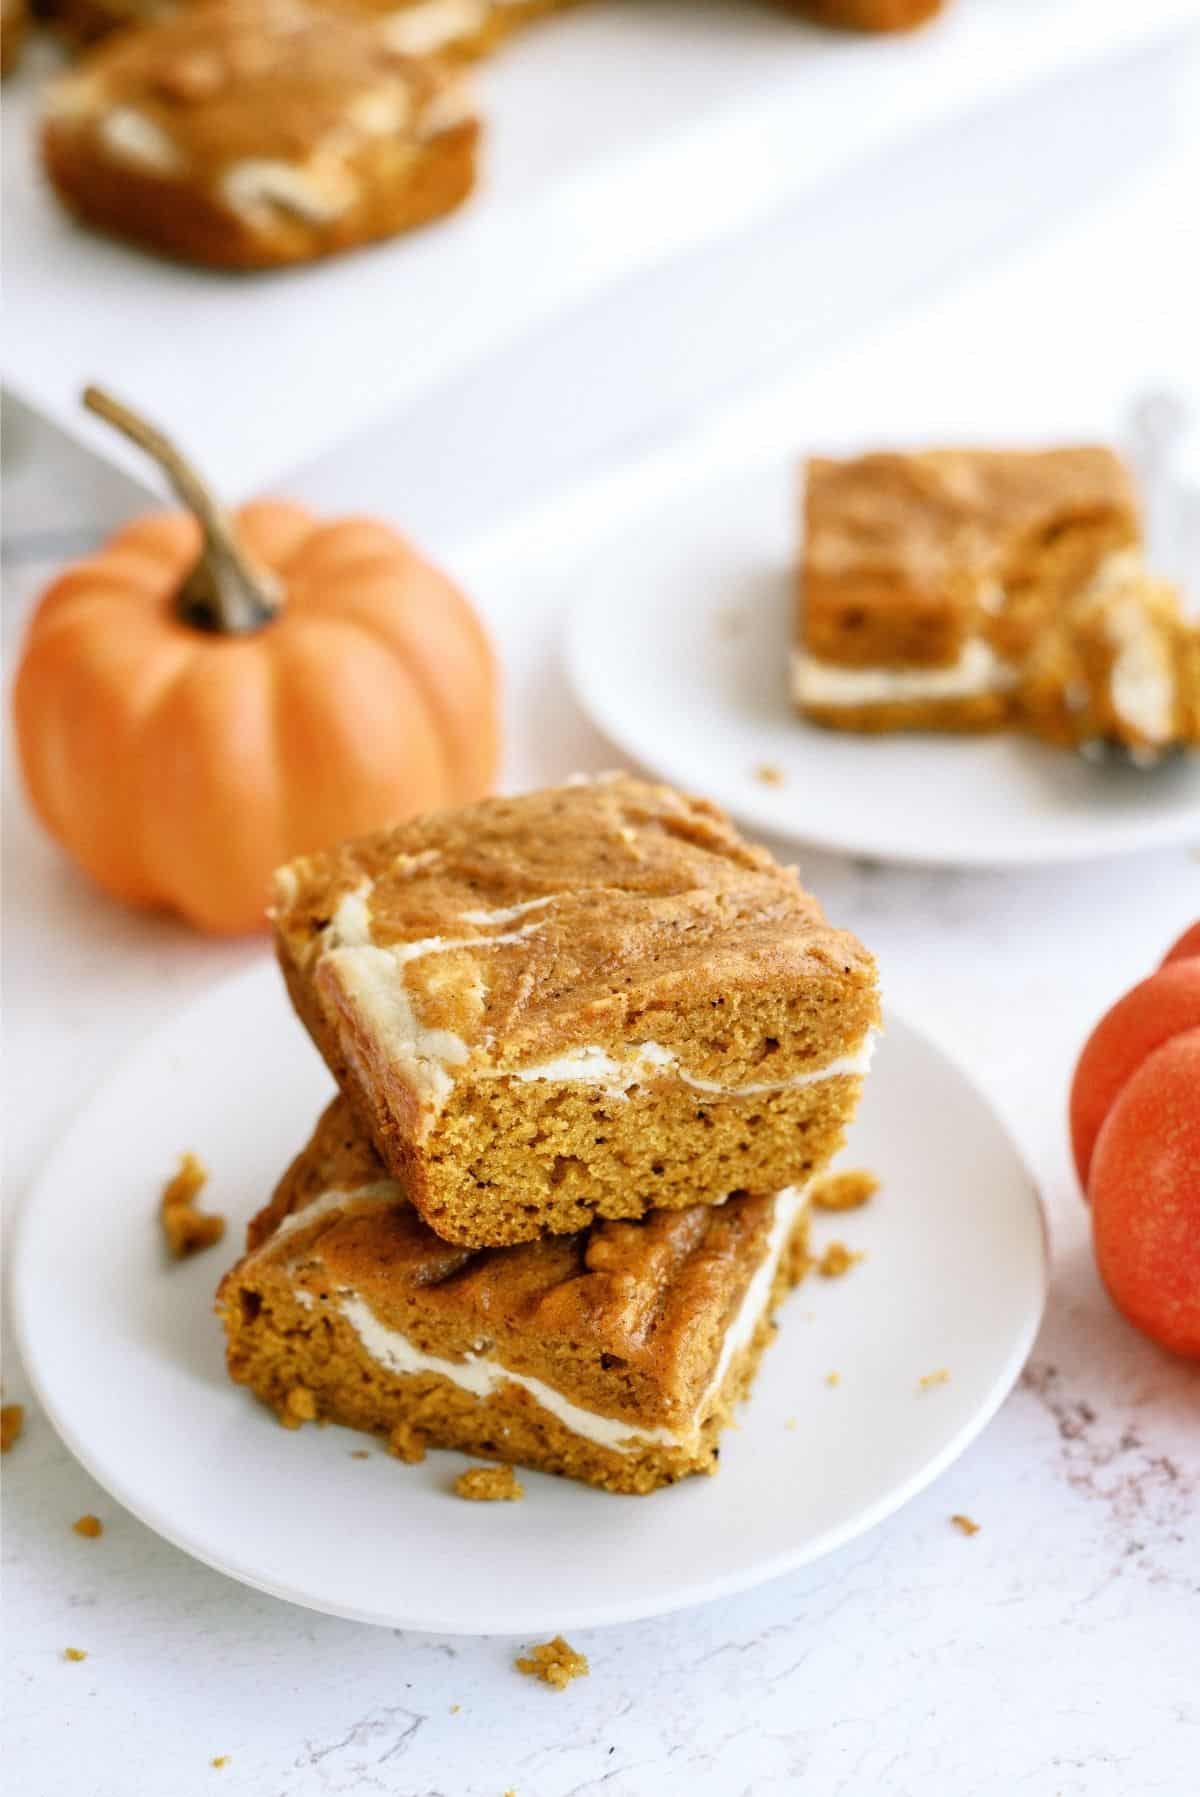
[
  {"left": 793, "top": 447, "right": 1140, "bottom": 733},
  {"left": 272, "top": 775, "right": 879, "bottom": 1247},
  {"left": 41, "top": 0, "right": 481, "bottom": 270},
  {"left": 218, "top": 1098, "right": 815, "bottom": 1494}
]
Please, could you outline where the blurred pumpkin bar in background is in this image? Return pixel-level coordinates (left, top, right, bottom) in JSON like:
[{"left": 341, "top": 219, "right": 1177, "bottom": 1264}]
[{"left": 11, "top": 389, "right": 500, "bottom": 933}]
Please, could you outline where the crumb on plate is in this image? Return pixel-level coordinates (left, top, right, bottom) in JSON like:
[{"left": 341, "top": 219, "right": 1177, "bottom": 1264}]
[
  {"left": 825, "top": 1371, "right": 841, "bottom": 1387},
  {"left": 350, "top": 1449, "right": 370, "bottom": 1460},
  {"left": 919, "top": 1368, "right": 951, "bottom": 1391},
  {"left": 211, "top": 1756, "right": 230, "bottom": 1768},
  {"left": 754, "top": 763, "right": 785, "bottom": 786},
  {"left": 812, "top": 1169, "right": 879, "bottom": 1212},
  {"left": 387, "top": 1419, "right": 427, "bottom": 1464},
  {"left": 951, "top": 1513, "right": 980, "bottom": 1536},
  {"left": 515, "top": 1635, "right": 589, "bottom": 1691},
  {"left": 281, "top": 1386, "right": 318, "bottom": 1429},
  {"left": 160, "top": 1152, "right": 225, "bottom": 1259},
  {"left": 817, "top": 1241, "right": 863, "bottom": 1278},
  {"left": 454, "top": 1464, "right": 525, "bottom": 1503},
  {"left": 1, "top": 1404, "right": 24, "bottom": 1453},
  {"left": 72, "top": 1515, "right": 103, "bottom": 1539},
  {"left": 63, "top": 1648, "right": 87, "bottom": 1663}
]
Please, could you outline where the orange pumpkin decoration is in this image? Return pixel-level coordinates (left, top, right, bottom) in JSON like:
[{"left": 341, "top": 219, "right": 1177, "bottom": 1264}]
[{"left": 14, "top": 389, "right": 500, "bottom": 934}]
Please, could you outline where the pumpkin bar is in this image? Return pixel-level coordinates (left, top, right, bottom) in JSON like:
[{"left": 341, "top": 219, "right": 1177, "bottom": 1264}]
[
  {"left": 273, "top": 775, "right": 879, "bottom": 1248},
  {"left": 218, "top": 1098, "right": 815, "bottom": 1494},
  {"left": 41, "top": 0, "right": 481, "bottom": 271},
  {"left": 48, "top": 0, "right": 574, "bottom": 59},
  {"left": 794, "top": 448, "right": 1140, "bottom": 733},
  {"left": 1020, "top": 553, "right": 1200, "bottom": 762}
]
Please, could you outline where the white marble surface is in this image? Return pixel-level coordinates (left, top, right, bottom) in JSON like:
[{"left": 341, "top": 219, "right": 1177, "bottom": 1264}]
[{"left": 5, "top": 28, "right": 1200, "bottom": 1797}]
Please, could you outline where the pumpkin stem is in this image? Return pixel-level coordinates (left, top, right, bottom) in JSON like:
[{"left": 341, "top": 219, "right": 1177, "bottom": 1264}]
[{"left": 82, "top": 386, "right": 282, "bottom": 635}]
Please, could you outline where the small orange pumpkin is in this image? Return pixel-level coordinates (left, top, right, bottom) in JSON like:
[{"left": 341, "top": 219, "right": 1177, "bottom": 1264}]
[{"left": 14, "top": 389, "right": 500, "bottom": 934}]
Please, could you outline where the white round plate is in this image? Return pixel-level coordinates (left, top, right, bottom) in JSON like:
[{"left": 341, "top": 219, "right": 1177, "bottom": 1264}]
[
  {"left": 564, "top": 453, "right": 1200, "bottom": 865},
  {"left": 14, "top": 961, "right": 1046, "bottom": 1635}
]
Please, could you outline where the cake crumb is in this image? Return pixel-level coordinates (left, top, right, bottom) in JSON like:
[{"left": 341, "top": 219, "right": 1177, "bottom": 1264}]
[
  {"left": 63, "top": 1648, "right": 87, "bottom": 1663},
  {"left": 817, "top": 1241, "right": 863, "bottom": 1278},
  {"left": 515, "top": 1636, "right": 588, "bottom": 1691},
  {"left": 813, "top": 1169, "right": 879, "bottom": 1212},
  {"left": 349, "top": 1449, "right": 370, "bottom": 1460},
  {"left": 72, "top": 1514, "right": 103, "bottom": 1539},
  {"left": 387, "top": 1419, "right": 427, "bottom": 1464},
  {"left": 754, "top": 762, "right": 786, "bottom": 787},
  {"left": 784, "top": 1417, "right": 798, "bottom": 1431},
  {"left": 211, "top": 1757, "right": 230, "bottom": 1769},
  {"left": 825, "top": 1371, "right": 841, "bottom": 1387},
  {"left": 281, "top": 1386, "right": 317, "bottom": 1429},
  {"left": 951, "top": 1513, "right": 980, "bottom": 1536},
  {"left": 1, "top": 1404, "right": 24, "bottom": 1453},
  {"left": 919, "top": 1368, "right": 951, "bottom": 1391},
  {"left": 160, "top": 1152, "right": 225, "bottom": 1259},
  {"left": 454, "top": 1464, "right": 524, "bottom": 1503},
  {"left": 449, "top": 1704, "right": 461, "bottom": 1715}
]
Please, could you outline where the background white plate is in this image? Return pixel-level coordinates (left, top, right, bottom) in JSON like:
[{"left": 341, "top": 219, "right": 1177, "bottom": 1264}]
[
  {"left": 4, "top": 0, "right": 1196, "bottom": 496},
  {"left": 14, "top": 960, "right": 1046, "bottom": 1634},
  {"left": 564, "top": 449, "right": 1200, "bottom": 866}
]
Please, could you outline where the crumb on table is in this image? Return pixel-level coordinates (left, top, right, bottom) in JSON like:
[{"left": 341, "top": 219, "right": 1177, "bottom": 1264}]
[
  {"left": 281, "top": 1386, "right": 318, "bottom": 1429},
  {"left": 1, "top": 1403, "right": 25, "bottom": 1453},
  {"left": 515, "top": 1635, "right": 589, "bottom": 1691},
  {"left": 919, "top": 1368, "right": 951, "bottom": 1391},
  {"left": 63, "top": 1648, "right": 87, "bottom": 1663},
  {"left": 387, "top": 1419, "right": 427, "bottom": 1464},
  {"left": 160, "top": 1152, "right": 225, "bottom": 1259},
  {"left": 813, "top": 1169, "right": 879, "bottom": 1212},
  {"left": 211, "top": 1755, "right": 230, "bottom": 1768},
  {"left": 817, "top": 1241, "right": 864, "bottom": 1278},
  {"left": 754, "top": 763, "right": 786, "bottom": 787},
  {"left": 72, "top": 1515, "right": 103, "bottom": 1539},
  {"left": 951, "top": 1513, "right": 980, "bottom": 1536},
  {"left": 454, "top": 1464, "right": 525, "bottom": 1503}
]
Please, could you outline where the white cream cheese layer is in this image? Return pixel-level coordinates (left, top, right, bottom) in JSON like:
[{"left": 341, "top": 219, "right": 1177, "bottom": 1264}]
[
  {"left": 317, "top": 888, "right": 549, "bottom": 1110},
  {"left": 791, "top": 637, "right": 1016, "bottom": 708},
  {"left": 1107, "top": 608, "right": 1174, "bottom": 743},
  {"left": 331, "top": 1180, "right": 811, "bottom": 1454},
  {"left": 502, "top": 1028, "right": 878, "bottom": 1101}
]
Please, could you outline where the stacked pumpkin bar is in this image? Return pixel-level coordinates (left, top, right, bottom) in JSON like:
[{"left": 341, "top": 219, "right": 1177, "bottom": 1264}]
[{"left": 219, "top": 775, "right": 879, "bottom": 1493}]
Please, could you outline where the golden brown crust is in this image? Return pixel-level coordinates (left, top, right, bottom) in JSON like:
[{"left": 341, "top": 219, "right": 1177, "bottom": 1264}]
[
  {"left": 222, "top": 1094, "right": 811, "bottom": 1428},
  {"left": 41, "top": 0, "right": 480, "bottom": 269},
  {"left": 273, "top": 776, "right": 878, "bottom": 1244},
  {"left": 798, "top": 0, "right": 946, "bottom": 29}
]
